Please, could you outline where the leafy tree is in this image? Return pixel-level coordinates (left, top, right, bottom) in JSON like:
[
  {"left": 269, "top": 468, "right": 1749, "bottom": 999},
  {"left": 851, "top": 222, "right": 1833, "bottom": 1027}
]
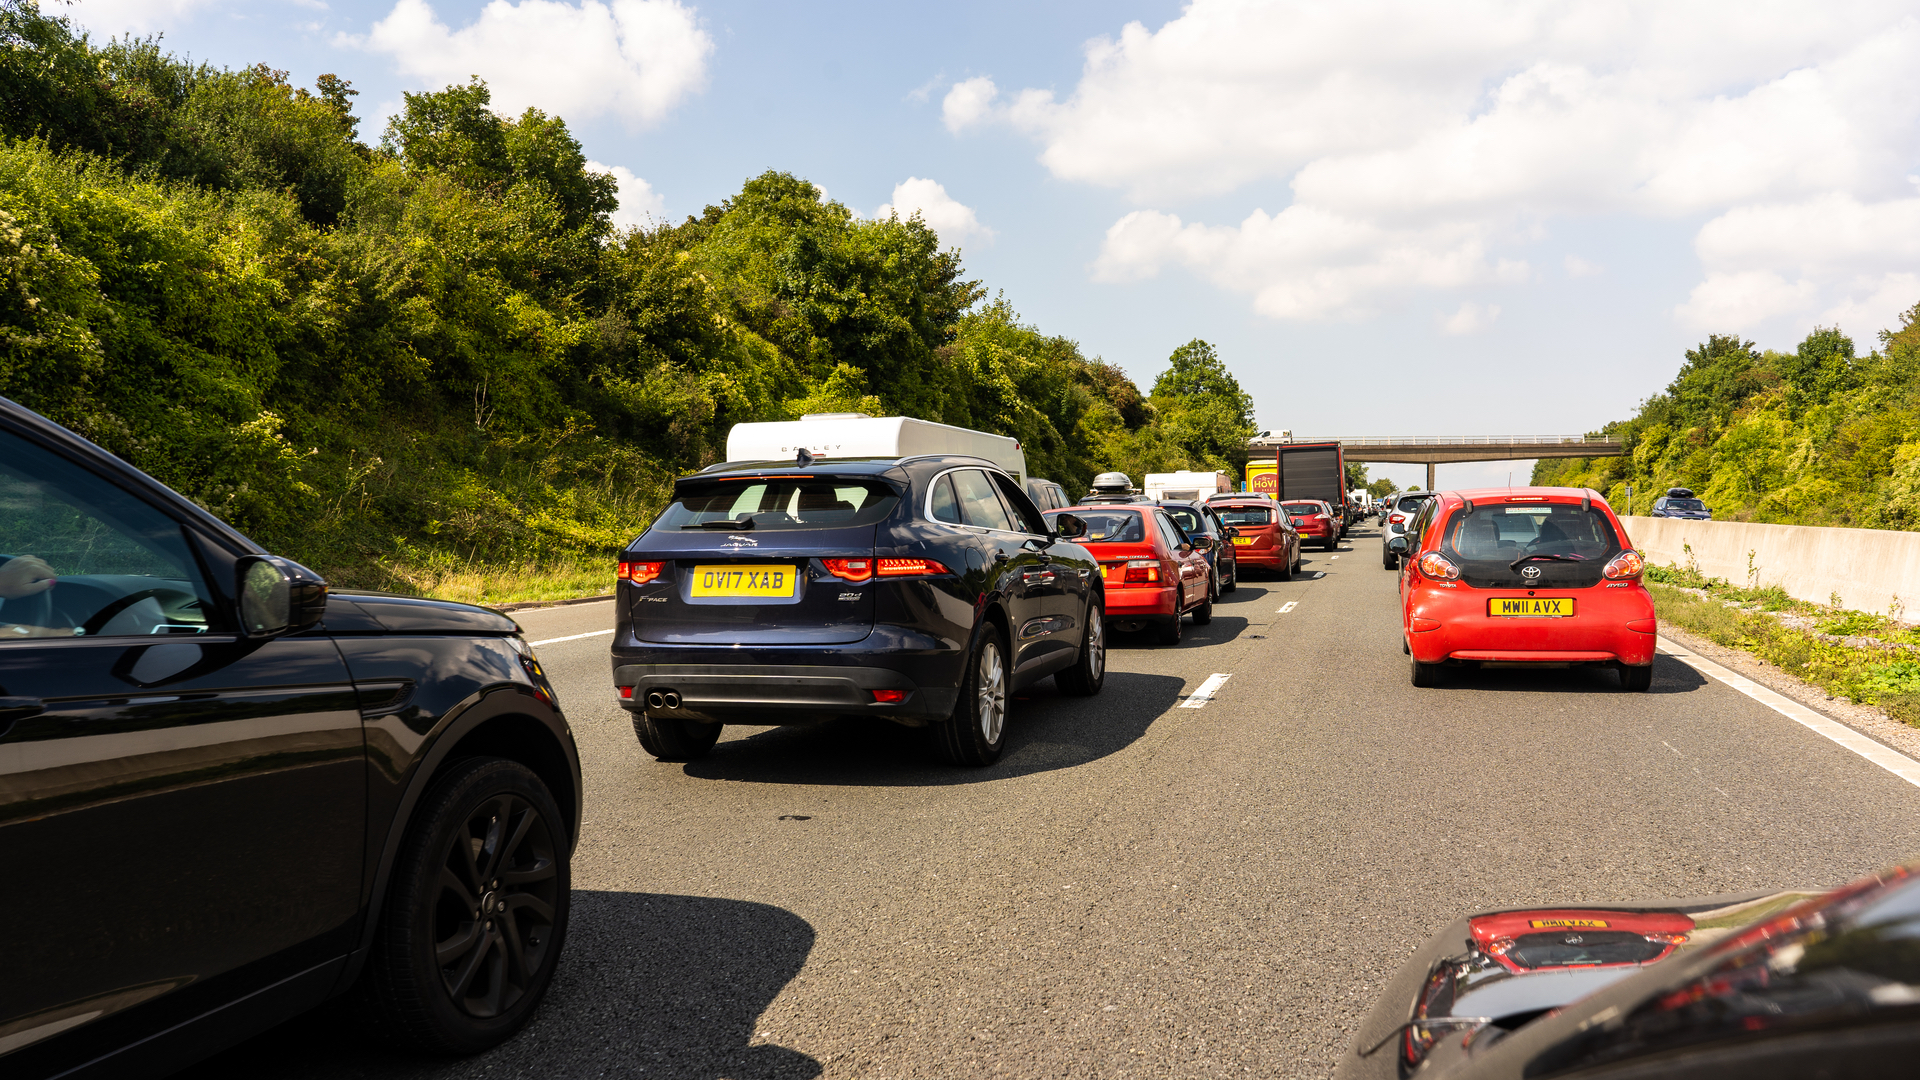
[{"left": 1148, "top": 338, "right": 1256, "bottom": 477}]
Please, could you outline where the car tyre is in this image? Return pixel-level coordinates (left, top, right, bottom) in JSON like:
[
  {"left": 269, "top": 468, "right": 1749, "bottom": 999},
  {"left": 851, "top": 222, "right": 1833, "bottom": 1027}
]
[
  {"left": 1155, "top": 611, "right": 1183, "bottom": 645},
  {"left": 1324, "top": 536, "right": 1338, "bottom": 551},
  {"left": 1223, "top": 562, "right": 1237, "bottom": 593},
  {"left": 353, "top": 757, "right": 570, "bottom": 1055},
  {"left": 1055, "top": 598, "right": 1106, "bottom": 697},
  {"left": 1293, "top": 544, "right": 1303, "bottom": 575},
  {"left": 935, "top": 625, "right": 1010, "bottom": 766},
  {"left": 1620, "top": 663, "right": 1654, "bottom": 692},
  {"left": 631, "top": 713, "right": 721, "bottom": 761},
  {"left": 1411, "top": 655, "right": 1443, "bottom": 687},
  {"left": 1278, "top": 551, "right": 1294, "bottom": 581},
  {"left": 1192, "top": 592, "right": 1213, "bottom": 625}
]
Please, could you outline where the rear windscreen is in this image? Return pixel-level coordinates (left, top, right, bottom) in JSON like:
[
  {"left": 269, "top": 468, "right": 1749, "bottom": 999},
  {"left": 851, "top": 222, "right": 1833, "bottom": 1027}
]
[
  {"left": 1215, "top": 506, "right": 1270, "bottom": 526},
  {"left": 1507, "top": 931, "right": 1666, "bottom": 970},
  {"left": 1162, "top": 507, "right": 1208, "bottom": 534},
  {"left": 1441, "top": 504, "right": 1621, "bottom": 588},
  {"left": 1064, "top": 509, "right": 1148, "bottom": 543},
  {"left": 656, "top": 479, "right": 899, "bottom": 532},
  {"left": 1396, "top": 495, "right": 1431, "bottom": 513},
  {"left": 1281, "top": 502, "right": 1322, "bottom": 516}
]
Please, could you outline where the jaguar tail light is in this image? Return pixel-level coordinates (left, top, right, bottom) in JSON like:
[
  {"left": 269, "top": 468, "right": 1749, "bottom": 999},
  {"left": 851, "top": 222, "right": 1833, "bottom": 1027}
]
[
  {"left": 1603, "top": 550, "right": 1646, "bottom": 580},
  {"left": 876, "top": 558, "right": 950, "bottom": 577},
  {"left": 821, "top": 558, "right": 874, "bottom": 582},
  {"left": 1416, "top": 551, "right": 1461, "bottom": 580},
  {"left": 618, "top": 561, "right": 664, "bottom": 584}
]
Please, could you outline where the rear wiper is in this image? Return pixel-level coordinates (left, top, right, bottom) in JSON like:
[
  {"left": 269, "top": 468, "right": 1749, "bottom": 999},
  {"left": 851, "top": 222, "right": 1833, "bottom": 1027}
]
[
  {"left": 1509, "top": 553, "right": 1586, "bottom": 570},
  {"left": 685, "top": 517, "right": 755, "bottom": 530}
]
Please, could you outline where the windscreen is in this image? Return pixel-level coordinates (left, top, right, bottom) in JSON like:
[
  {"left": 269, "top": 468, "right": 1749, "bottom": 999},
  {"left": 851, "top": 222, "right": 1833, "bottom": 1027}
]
[
  {"left": 1664, "top": 498, "right": 1706, "bottom": 511},
  {"left": 1066, "top": 509, "right": 1148, "bottom": 543},
  {"left": 1441, "top": 503, "right": 1621, "bottom": 588},
  {"left": 1215, "top": 506, "right": 1271, "bottom": 526},
  {"left": 1507, "top": 931, "right": 1666, "bottom": 970},
  {"left": 656, "top": 478, "right": 899, "bottom": 532}
]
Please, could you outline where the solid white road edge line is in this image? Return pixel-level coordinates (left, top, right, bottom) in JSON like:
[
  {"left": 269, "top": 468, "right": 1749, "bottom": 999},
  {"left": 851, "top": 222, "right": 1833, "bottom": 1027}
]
[
  {"left": 530, "top": 629, "right": 616, "bottom": 647},
  {"left": 1277, "top": 601, "right": 1299, "bottom": 613},
  {"left": 1660, "top": 638, "right": 1920, "bottom": 791},
  {"left": 1179, "top": 672, "right": 1232, "bottom": 709}
]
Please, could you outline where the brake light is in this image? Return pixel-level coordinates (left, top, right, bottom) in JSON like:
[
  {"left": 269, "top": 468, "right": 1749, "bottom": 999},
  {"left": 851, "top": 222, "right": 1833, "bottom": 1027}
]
[
  {"left": 617, "top": 685, "right": 634, "bottom": 699},
  {"left": 870, "top": 689, "right": 907, "bottom": 704},
  {"left": 1416, "top": 551, "right": 1461, "bottom": 580},
  {"left": 876, "top": 558, "right": 949, "bottom": 577},
  {"left": 619, "top": 561, "right": 664, "bottom": 584},
  {"left": 1643, "top": 931, "right": 1690, "bottom": 945},
  {"left": 821, "top": 558, "right": 873, "bottom": 582},
  {"left": 1122, "top": 559, "right": 1160, "bottom": 585},
  {"left": 1603, "top": 550, "right": 1646, "bottom": 580},
  {"left": 1390, "top": 514, "right": 1405, "bottom": 524}
]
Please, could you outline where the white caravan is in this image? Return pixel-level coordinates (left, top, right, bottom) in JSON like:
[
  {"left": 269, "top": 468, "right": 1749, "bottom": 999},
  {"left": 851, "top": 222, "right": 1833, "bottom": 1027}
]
[
  {"left": 724, "top": 414, "right": 1027, "bottom": 483},
  {"left": 1144, "top": 470, "right": 1235, "bottom": 503}
]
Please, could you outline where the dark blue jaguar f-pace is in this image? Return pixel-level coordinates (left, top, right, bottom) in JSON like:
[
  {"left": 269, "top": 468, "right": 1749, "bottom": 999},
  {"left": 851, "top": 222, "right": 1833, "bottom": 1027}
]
[{"left": 610, "top": 455, "right": 1105, "bottom": 765}]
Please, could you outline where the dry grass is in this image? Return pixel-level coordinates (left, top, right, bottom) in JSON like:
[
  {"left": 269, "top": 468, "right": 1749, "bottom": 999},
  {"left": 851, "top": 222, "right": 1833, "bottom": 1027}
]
[{"left": 380, "top": 554, "right": 615, "bottom": 608}]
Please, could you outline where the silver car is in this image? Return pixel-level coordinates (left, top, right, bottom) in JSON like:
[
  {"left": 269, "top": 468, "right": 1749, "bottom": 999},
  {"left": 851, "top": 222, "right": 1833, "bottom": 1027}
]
[{"left": 1380, "top": 490, "right": 1435, "bottom": 569}]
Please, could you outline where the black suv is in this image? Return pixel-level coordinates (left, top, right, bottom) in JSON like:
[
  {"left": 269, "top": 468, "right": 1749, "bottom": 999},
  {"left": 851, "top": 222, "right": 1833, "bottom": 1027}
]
[
  {"left": 612, "top": 455, "right": 1105, "bottom": 766},
  {"left": 0, "top": 397, "right": 580, "bottom": 1076},
  {"left": 1650, "top": 486, "right": 1712, "bottom": 520}
]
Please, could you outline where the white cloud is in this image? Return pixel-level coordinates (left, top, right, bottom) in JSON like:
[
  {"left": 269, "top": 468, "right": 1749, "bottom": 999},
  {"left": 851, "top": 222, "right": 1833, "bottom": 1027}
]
[
  {"left": 1440, "top": 302, "right": 1501, "bottom": 335},
  {"left": 1564, "top": 255, "right": 1602, "bottom": 278},
  {"left": 69, "top": 0, "right": 217, "bottom": 34},
  {"left": 346, "top": 0, "right": 712, "bottom": 128},
  {"left": 876, "top": 178, "right": 993, "bottom": 246},
  {"left": 952, "top": 0, "right": 1920, "bottom": 325},
  {"left": 586, "top": 161, "right": 666, "bottom": 228}
]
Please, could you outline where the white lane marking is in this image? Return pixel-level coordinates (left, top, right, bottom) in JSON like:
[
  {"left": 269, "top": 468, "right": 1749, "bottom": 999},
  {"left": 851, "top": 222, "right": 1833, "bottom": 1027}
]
[
  {"left": 530, "top": 629, "right": 615, "bottom": 647},
  {"left": 1330, "top": 555, "right": 1340, "bottom": 560},
  {"left": 1178, "top": 672, "right": 1233, "bottom": 709},
  {"left": 1660, "top": 638, "right": 1920, "bottom": 791},
  {"left": 1277, "top": 601, "right": 1299, "bottom": 613}
]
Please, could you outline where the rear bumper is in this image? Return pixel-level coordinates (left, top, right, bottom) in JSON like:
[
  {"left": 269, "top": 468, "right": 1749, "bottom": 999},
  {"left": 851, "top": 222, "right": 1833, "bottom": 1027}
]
[
  {"left": 1406, "top": 585, "right": 1657, "bottom": 666},
  {"left": 1232, "top": 544, "right": 1288, "bottom": 568},
  {"left": 1105, "top": 585, "right": 1178, "bottom": 618}
]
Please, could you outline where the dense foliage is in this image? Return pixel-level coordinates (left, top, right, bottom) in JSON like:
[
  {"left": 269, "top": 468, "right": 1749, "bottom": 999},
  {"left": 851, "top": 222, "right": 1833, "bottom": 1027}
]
[
  {"left": 1534, "top": 313, "right": 1920, "bottom": 530},
  {"left": 0, "top": 2, "right": 1254, "bottom": 597}
]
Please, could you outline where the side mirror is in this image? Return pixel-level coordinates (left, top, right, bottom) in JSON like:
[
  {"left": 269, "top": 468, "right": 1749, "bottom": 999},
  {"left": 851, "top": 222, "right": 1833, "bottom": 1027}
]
[
  {"left": 1191, "top": 535, "right": 1217, "bottom": 552},
  {"left": 236, "top": 555, "right": 329, "bottom": 638},
  {"left": 1224, "top": 526, "right": 1239, "bottom": 538},
  {"left": 1052, "top": 513, "right": 1088, "bottom": 540},
  {"left": 1387, "top": 536, "right": 1409, "bottom": 554}
]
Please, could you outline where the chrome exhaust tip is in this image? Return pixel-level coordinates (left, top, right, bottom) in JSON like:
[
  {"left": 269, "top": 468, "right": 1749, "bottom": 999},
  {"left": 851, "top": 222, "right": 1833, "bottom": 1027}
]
[
  {"left": 662, "top": 690, "right": 681, "bottom": 709},
  {"left": 646, "top": 690, "right": 666, "bottom": 709}
]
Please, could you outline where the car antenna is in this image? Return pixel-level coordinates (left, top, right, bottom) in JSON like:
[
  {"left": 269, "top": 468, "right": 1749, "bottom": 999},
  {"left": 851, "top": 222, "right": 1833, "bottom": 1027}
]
[{"left": 796, "top": 447, "right": 815, "bottom": 468}]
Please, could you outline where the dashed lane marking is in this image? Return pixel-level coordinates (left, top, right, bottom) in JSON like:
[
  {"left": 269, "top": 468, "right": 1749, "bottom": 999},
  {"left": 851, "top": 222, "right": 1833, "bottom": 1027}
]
[
  {"left": 1660, "top": 639, "right": 1920, "bottom": 791},
  {"left": 1277, "top": 601, "right": 1299, "bottom": 613},
  {"left": 530, "top": 629, "right": 616, "bottom": 647},
  {"left": 1178, "top": 672, "right": 1233, "bottom": 709},
  {"left": 1330, "top": 555, "right": 1340, "bottom": 560}
]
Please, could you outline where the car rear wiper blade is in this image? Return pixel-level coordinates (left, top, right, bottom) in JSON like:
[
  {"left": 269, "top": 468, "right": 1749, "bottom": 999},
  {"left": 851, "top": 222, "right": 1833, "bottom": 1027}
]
[
  {"left": 685, "top": 517, "right": 755, "bottom": 530},
  {"left": 1509, "top": 553, "right": 1586, "bottom": 570}
]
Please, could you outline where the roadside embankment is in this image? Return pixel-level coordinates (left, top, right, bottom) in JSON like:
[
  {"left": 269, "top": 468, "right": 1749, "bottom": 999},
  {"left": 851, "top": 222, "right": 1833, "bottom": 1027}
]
[{"left": 1625, "top": 515, "right": 1920, "bottom": 616}]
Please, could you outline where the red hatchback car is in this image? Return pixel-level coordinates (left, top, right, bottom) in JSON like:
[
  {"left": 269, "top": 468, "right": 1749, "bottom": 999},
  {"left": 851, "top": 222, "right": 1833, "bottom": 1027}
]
[
  {"left": 1280, "top": 499, "right": 1339, "bottom": 551},
  {"left": 1210, "top": 497, "right": 1301, "bottom": 578},
  {"left": 1046, "top": 505, "right": 1212, "bottom": 645},
  {"left": 1396, "top": 487, "right": 1656, "bottom": 689}
]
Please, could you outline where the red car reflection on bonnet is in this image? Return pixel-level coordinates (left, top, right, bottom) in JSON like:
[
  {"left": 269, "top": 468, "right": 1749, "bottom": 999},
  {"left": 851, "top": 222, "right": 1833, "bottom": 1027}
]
[{"left": 1469, "top": 908, "right": 1694, "bottom": 974}]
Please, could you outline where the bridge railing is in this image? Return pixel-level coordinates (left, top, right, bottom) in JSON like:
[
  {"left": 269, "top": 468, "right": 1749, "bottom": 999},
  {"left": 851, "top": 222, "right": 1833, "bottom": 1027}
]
[{"left": 1263, "top": 435, "right": 1615, "bottom": 447}]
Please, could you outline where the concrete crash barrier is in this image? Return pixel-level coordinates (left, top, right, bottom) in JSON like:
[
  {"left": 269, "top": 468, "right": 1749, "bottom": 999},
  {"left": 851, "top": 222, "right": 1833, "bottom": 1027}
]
[{"left": 1623, "top": 515, "right": 1920, "bottom": 617}]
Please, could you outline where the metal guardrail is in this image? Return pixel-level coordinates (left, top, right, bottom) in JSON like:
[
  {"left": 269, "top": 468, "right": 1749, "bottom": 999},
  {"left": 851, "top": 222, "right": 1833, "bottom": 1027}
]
[{"left": 1258, "top": 435, "right": 1611, "bottom": 447}]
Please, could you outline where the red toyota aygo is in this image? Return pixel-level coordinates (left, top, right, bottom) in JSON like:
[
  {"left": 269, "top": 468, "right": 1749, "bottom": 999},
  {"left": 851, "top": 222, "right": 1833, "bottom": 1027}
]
[{"left": 1396, "top": 487, "right": 1656, "bottom": 689}]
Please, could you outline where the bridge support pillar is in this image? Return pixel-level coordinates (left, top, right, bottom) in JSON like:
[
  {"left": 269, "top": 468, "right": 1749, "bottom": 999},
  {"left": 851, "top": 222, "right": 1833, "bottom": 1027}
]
[{"left": 1427, "top": 463, "right": 1435, "bottom": 491}]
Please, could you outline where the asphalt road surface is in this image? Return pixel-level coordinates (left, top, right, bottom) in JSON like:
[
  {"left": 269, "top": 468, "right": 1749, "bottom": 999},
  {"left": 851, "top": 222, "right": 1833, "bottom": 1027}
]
[{"left": 194, "top": 524, "right": 1920, "bottom": 1079}]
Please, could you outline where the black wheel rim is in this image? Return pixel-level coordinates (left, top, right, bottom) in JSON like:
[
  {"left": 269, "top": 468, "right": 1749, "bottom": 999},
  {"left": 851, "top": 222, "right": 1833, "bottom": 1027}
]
[{"left": 433, "top": 793, "right": 560, "bottom": 1018}]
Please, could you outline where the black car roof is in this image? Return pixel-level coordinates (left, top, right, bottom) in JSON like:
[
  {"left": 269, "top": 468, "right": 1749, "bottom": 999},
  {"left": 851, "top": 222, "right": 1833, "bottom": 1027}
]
[{"left": 688, "top": 454, "right": 1002, "bottom": 481}]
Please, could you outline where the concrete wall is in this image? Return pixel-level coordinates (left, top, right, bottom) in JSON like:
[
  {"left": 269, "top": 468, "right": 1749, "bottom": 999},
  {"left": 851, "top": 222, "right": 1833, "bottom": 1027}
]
[{"left": 1622, "top": 515, "right": 1920, "bottom": 617}]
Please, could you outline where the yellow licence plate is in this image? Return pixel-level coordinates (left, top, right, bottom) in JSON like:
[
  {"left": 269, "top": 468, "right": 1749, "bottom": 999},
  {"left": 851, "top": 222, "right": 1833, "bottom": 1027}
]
[
  {"left": 690, "top": 564, "right": 798, "bottom": 598},
  {"left": 1489, "top": 597, "right": 1574, "bottom": 618},
  {"left": 1231, "top": 536, "right": 1255, "bottom": 546}
]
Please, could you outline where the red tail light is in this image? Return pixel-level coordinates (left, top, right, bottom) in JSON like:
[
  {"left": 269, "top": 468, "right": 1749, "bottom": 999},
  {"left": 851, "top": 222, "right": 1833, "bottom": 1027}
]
[
  {"left": 619, "top": 561, "right": 664, "bottom": 584},
  {"left": 870, "top": 689, "right": 907, "bottom": 704},
  {"left": 617, "top": 685, "right": 634, "bottom": 699},
  {"left": 876, "top": 558, "right": 949, "bottom": 577},
  {"left": 1390, "top": 514, "right": 1405, "bottom": 524},
  {"left": 821, "top": 558, "right": 873, "bottom": 582},
  {"left": 1604, "top": 550, "right": 1646, "bottom": 580},
  {"left": 1121, "top": 559, "right": 1161, "bottom": 585},
  {"left": 1416, "top": 551, "right": 1461, "bottom": 580}
]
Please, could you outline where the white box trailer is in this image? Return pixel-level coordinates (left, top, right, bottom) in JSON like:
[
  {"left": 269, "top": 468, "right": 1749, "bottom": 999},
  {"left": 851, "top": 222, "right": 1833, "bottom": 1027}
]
[
  {"left": 1144, "top": 470, "right": 1234, "bottom": 503},
  {"left": 724, "top": 414, "right": 1027, "bottom": 483}
]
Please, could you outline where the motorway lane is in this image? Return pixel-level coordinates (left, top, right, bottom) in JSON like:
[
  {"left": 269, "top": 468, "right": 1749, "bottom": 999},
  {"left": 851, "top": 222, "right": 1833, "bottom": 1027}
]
[{"left": 195, "top": 528, "right": 1920, "bottom": 1078}]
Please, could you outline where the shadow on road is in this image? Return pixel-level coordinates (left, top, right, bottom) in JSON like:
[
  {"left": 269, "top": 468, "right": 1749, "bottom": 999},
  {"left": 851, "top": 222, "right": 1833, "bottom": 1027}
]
[
  {"left": 679, "top": 670, "right": 1186, "bottom": 785},
  {"left": 185, "top": 892, "right": 819, "bottom": 1080},
  {"left": 1415, "top": 653, "right": 1709, "bottom": 694}
]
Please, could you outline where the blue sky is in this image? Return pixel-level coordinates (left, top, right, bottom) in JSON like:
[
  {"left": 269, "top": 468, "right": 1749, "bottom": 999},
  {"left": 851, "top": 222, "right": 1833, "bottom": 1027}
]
[{"left": 65, "top": 0, "right": 1920, "bottom": 490}]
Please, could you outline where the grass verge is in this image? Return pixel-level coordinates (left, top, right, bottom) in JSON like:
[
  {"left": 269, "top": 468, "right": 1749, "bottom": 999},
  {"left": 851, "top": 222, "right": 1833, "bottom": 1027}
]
[{"left": 374, "top": 553, "right": 615, "bottom": 608}]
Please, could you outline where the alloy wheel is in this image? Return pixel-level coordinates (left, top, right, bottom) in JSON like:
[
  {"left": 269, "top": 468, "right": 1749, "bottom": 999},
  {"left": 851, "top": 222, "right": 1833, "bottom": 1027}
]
[
  {"left": 977, "top": 639, "right": 1007, "bottom": 744},
  {"left": 433, "top": 793, "right": 560, "bottom": 1018},
  {"left": 1086, "top": 608, "right": 1106, "bottom": 681}
]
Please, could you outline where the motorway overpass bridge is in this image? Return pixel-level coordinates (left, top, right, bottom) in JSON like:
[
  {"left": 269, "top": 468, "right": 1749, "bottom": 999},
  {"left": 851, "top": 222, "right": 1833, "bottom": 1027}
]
[{"left": 1250, "top": 434, "right": 1625, "bottom": 491}]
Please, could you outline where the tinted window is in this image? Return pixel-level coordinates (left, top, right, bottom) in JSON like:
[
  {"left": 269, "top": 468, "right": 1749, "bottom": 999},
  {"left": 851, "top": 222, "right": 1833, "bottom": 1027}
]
[
  {"left": 1216, "top": 506, "right": 1271, "bottom": 526},
  {"left": 1507, "top": 931, "right": 1666, "bottom": 970},
  {"left": 951, "top": 470, "right": 1016, "bottom": 532},
  {"left": 930, "top": 474, "right": 961, "bottom": 524},
  {"left": 1281, "top": 502, "right": 1321, "bottom": 517},
  {"left": 657, "top": 478, "right": 900, "bottom": 532},
  {"left": 1397, "top": 495, "right": 1431, "bottom": 513},
  {"left": 1069, "top": 509, "right": 1147, "bottom": 542},
  {"left": 1664, "top": 498, "right": 1706, "bottom": 511},
  {"left": 0, "top": 430, "right": 218, "bottom": 637},
  {"left": 1442, "top": 504, "right": 1621, "bottom": 588},
  {"left": 1163, "top": 506, "right": 1210, "bottom": 535},
  {"left": 992, "top": 473, "right": 1048, "bottom": 534},
  {"left": 1155, "top": 512, "right": 1188, "bottom": 550}
]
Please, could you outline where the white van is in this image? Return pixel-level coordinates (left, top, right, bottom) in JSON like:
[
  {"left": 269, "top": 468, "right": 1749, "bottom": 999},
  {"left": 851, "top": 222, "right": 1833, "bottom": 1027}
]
[
  {"left": 1144, "top": 470, "right": 1234, "bottom": 503},
  {"left": 724, "top": 414, "right": 1027, "bottom": 483}
]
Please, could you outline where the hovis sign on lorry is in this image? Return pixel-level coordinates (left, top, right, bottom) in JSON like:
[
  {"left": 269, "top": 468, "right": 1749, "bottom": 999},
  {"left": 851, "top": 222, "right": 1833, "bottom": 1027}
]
[{"left": 724, "top": 414, "right": 1027, "bottom": 483}]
